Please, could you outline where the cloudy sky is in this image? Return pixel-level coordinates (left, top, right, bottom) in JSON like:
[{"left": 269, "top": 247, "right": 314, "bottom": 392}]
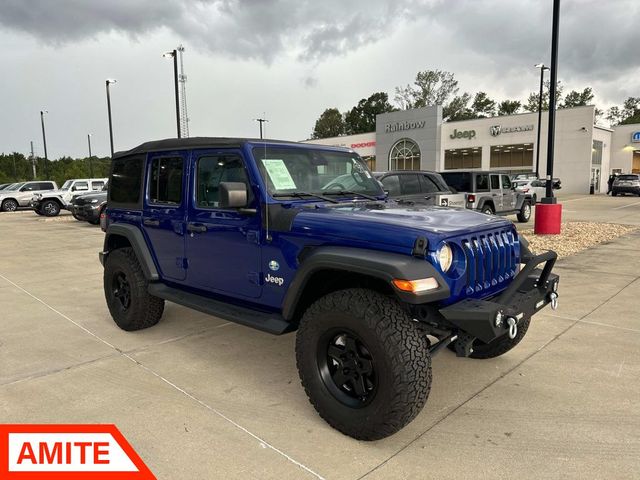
[{"left": 1, "top": 0, "right": 638, "bottom": 159}]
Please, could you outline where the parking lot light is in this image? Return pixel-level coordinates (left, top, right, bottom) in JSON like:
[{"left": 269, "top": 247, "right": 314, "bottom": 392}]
[
  {"left": 534, "top": 63, "right": 550, "bottom": 179},
  {"left": 106, "top": 79, "right": 117, "bottom": 157},
  {"left": 162, "top": 49, "right": 181, "bottom": 138}
]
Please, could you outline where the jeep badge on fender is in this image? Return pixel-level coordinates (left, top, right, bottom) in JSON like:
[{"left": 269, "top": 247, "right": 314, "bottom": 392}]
[{"left": 100, "top": 137, "right": 558, "bottom": 441}]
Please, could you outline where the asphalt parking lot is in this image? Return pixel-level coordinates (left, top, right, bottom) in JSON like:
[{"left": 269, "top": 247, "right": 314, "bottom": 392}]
[{"left": 1, "top": 195, "right": 639, "bottom": 479}]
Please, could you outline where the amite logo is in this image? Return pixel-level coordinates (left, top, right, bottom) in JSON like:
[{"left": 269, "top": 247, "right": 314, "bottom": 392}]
[{"left": 0, "top": 424, "right": 155, "bottom": 479}]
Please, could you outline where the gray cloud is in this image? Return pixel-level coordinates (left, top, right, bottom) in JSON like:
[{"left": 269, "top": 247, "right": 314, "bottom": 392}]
[{"left": 0, "top": 0, "right": 426, "bottom": 63}]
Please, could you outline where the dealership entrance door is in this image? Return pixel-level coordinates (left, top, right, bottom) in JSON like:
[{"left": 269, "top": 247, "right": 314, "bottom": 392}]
[
  {"left": 590, "top": 167, "right": 601, "bottom": 192},
  {"left": 633, "top": 151, "right": 640, "bottom": 173}
]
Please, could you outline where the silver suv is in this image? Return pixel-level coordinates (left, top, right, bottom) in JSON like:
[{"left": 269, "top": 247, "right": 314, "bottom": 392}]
[{"left": 0, "top": 181, "right": 58, "bottom": 212}]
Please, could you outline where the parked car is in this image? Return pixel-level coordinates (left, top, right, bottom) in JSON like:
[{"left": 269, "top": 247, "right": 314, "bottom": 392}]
[
  {"left": 100, "top": 138, "right": 559, "bottom": 440},
  {"left": 0, "top": 180, "right": 58, "bottom": 212},
  {"left": 372, "top": 170, "right": 466, "bottom": 207},
  {"left": 612, "top": 174, "right": 640, "bottom": 196},
  {"left": 30, "top": 177, "right": 108, "bottom": 216},
  {"left": 70, "top": 184, "right": 108, "bottom": 224},
  {"left": 440, "top": 171, "right": 532, "bottom": 222},
  {"left": 513, "top": 179, "right": 546, "bottom": 203}
]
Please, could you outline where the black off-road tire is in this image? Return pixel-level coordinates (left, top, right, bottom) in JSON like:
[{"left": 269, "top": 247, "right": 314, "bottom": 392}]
[
  {"left": 72, "top": 212, "right": 85, "bottom": 221},
  {"left": 104, "top": 247, "right": 164, "bottom": 331},
  {"left": 41, "top": 199, "right": 61, "bottom": 217},
  {"left": 296, "top": 288, "right": 432, "bottom": 441},
  {"left": 1, "top": 199, "right": 18, "bottom": 212},
  {"left": 517, "top": 201, "right": 532, "bottom": 223},
  {"left": 481, "top": 204, "right": 494, "bottom": 215},
  {"left": 449, "top": 317, "right": 531, "bottom": 359},
  {"left": 34, "top": 208, "right": 44, "bottom": 216}
]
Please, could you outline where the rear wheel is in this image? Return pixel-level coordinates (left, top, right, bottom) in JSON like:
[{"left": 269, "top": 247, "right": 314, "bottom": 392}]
[
  {"left": 517, "top": 201, "right": 532, "bottom": 223},
  {"left": 41, "top": 200, "right": 61, "bottom": 217},
  {"left": 481, "top": 205, "right": 494, "bottom": 215},
  {"left": 1, "top": 199, "right": 18, "bottom": 212},
  {"left": 296, "top": 288, "right": 432, "bottom": 440},
  {"left": 104, "top": 247, "right": 164, "bottom": 331}
]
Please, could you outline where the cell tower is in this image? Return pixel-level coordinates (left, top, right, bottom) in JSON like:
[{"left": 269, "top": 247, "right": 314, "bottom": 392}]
[{"left": 177, "top": 44, "right": 190, "bottom": 137}]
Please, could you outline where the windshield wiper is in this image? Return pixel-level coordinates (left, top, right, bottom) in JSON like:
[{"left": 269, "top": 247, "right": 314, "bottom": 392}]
[
  {"left": 272, "top": 191, "right": 338, "bottom": 203},
  {"left": 323, "top": 190, "right": 379, "bottom": 201}
]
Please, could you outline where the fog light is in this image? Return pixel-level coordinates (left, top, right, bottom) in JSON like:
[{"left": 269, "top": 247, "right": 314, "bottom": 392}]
[{"left": 392, "top": 277, "right": 439, "bottom": 293}]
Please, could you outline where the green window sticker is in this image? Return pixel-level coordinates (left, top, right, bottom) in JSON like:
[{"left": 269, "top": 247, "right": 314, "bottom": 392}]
[{"left": 261, "top": 159, "right": 297, "bottom": 190}]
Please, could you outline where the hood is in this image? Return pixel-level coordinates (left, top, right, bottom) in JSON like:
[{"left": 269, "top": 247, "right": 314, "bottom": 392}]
[{"left": 289, "top": 202, "right": 512, "bottom": 249}]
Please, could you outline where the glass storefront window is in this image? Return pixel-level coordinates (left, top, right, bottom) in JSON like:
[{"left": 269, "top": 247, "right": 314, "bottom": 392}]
[
  {"left": 389, "top": 138, "right": 421, "bottom": 170},
  {"left": 444, "top": 147, "right": 482, "bottom": 170},
  {"left": 490, "top": 144, "right": 533, "bottom": 169}
]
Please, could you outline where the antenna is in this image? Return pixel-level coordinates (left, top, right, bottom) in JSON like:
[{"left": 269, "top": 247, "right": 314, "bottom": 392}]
[{"left": 177, "top": 44, "right": 190, "bottom": 137}]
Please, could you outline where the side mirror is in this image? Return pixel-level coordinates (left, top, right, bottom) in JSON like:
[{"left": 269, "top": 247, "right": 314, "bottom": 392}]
[{"left": 219, "top": 182, "right": 248, "bottom": 208}]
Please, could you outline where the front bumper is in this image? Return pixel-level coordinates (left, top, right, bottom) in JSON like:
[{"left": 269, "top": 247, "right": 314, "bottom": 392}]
[{"left": 438, "top": 250, "right": 558, "bottom": 353}]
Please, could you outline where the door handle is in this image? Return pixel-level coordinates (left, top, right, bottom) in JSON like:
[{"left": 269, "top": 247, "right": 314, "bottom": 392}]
[
  {"left": 143, "top": 218, "right": 160, "bottom": 227},
  {"left": 187, "top": 223, "right": 207, "bottom": 233}
]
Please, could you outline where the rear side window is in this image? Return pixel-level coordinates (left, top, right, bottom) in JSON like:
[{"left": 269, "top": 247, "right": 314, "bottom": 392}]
[
  {"left": 38, "top": 182, "right": 55, "bottom": 190},
  {"left": 149, "top": 157, "right": 183, "bottom": 205},
  {"left": 476, "top": 174, "right": 489, "bottom": 192},
  {"left": 110, "top": 156, "right": 143, "bottom": 206},
  {"left": 441, "top": 173, "right": 471, "bottom": 193},
  {"left": 399, "top": 174, "right": 421, "bottom": 195}
]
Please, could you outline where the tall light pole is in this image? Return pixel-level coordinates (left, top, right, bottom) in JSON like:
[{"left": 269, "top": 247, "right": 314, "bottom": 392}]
[
  {"left": 106, "top": 79, "right": 117, "bottom": 157},
  {"left": 87, "top": 134, "right": 94, "bottom": 177},
  {"left": 255, "top": 117, "right": 268, "bottom": 139},
  {"left": 534, "top": 63, "right": 550, "bottom": 179},
  {"left": 163, "top": 49, "right": 181, "bottom": 138},
  {"left": 40, "top": 110, "right": 48, "bottom": 177}
]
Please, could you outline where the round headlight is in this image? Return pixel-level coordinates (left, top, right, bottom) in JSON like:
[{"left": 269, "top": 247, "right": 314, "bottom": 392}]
[{"left": 437, "top": 243, "right": 453, "bottom": 272}]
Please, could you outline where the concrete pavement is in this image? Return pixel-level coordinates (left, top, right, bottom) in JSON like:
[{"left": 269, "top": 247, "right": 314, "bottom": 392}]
[{"left": 0, "top": 204, "right": 639, "bottom": 479}]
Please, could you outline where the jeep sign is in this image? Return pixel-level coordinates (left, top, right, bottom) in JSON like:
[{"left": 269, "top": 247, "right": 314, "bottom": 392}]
[
  {"left": 450, "top": 128, "right": 476, "bottom": 140},
  {"left": 632, "top": 131, "right": 640, "bottom": 143}
]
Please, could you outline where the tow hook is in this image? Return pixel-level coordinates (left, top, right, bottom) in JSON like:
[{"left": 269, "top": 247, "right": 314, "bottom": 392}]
[
  {"left": 506, "top": 317, "right": 518, "bottom": 339},
  {"left": 549, "top": 292, "right": 559, "bottom": 310}
]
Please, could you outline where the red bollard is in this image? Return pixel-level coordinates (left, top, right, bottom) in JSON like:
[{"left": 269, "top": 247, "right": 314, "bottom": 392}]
[{"left": 534, "top": 203, "right": 563, "bottom": 234}]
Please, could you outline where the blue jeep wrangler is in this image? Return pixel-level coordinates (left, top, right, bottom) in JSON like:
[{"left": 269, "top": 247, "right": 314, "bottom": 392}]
[{"left": 100, "top": 138, "right": 559, "bottom": 440}]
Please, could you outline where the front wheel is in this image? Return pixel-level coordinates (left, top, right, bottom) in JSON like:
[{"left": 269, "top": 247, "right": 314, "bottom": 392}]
[
  {"left": 517, "top": 201, "right": 532, "bottom": 223},
  {"left": 41, "top": 200, "right": 61, "bottom": 217},
  {"left": 296, "top": 288, "right": 432, "bottom": 440},
  {"left": 104, "top": 247, "right": 164, "bottom": 331}
]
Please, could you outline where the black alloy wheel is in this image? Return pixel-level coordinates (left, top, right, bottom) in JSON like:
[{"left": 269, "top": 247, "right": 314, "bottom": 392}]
[
  {"left": 41, "top": 200, "right": 60, "bottom": 216},
  {"left": 318, "top": 330, "right": 377, "bottom": 408},
  {"left": 111, "top": 271, "right": 132, "bottom": 311}
]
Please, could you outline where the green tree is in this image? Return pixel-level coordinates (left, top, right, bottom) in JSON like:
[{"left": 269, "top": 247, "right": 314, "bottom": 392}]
[
  {"left": 606, "top": 98, "right": 640, "bottom": 126},
  {"left": 344, "top": 92, "right": 395, "bottom": 134},
  {"left": 524, "top": 80, "right": 564, "bottom": 112},
  {"left": 561, "top": 87, "right": 594, "bottom": 108},
  {"left": 311, "top": 108, "right": 345, "bottom": 139},
  {"left": 497, "top": 100, "right": 522, "bottom": 116},
  {"left": 471, "top": 91, "right": 496, "bottom": 118},
  {"left": 394, "top": 70, "right": 459, "bottom": 110},
  {"left": 443, "top": 93, "right": 474, "bottom": 121}
]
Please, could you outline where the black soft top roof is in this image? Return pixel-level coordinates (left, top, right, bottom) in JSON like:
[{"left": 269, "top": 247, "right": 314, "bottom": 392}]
[{"left": 112, "top": 137, "right": 350, "bottom": 159}]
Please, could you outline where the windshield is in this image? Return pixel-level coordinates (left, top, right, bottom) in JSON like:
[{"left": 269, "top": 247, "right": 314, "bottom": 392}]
[
  {"left": 60, "top": 180, "right": 73, "bottom": 191},
  {"left": 5, "top": 182, "right": 24, "bottom": 191},
  {"left": 252, "top": 147, "right": 383, "bottom": 198}
]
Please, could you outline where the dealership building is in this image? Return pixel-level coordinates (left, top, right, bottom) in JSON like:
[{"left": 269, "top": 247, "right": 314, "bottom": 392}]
[{"left": 305, "top": 105, "right": 640, "bottom": 194}]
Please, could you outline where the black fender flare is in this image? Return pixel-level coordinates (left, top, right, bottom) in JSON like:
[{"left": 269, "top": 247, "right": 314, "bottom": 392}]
[
  {"left": 477, "top": 198, "right": 494, "bottom": 212},
  {"left": 102, "top": 224, "right": 159, "bottom": 281},
  {"left": 281, "top": 246, "right": 450, "bottom": 320}
]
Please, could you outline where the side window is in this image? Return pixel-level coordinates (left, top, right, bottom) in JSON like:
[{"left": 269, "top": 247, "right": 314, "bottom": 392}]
[
  {"left": 380, "top": 175, "right": 401, "bottom": 196},
  {"left": 38, "top": 182, "right": 54, "bottom": 190},
  {"left": 110, "top": 156, "right": 143, "bottom": 206},
  {"left": 73, "top": 181, "right": 89, "bottom": 192},
  {"left": 20, "top": 184, "right": 35, "bottom": 191},
  {"left": 501, "top": 175, "right": 512, "bottom": 189},
  {"left": 400, "top": 174, "right": 421, "bottom": 195},
  {"left": 420, "top": 174, "right": 444, "bottom": 193},
  {"left": 91, "top": 181, "right": 105, "bottom": 190},
  {"left": 490, "top": 175, "right": 500, "bottom": 190},
  {"left": 149, "top": 157, "right": 183, "bottom": 205},
  {"left": 475, "top": 174, "right": 489, "bottom": 192},
  {"left": 197, "top": 155, "right": 249, "bottom": 208}
]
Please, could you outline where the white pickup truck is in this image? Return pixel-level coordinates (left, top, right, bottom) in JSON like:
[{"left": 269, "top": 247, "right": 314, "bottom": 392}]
[{"left": 30, "top": 178, "right": 108, "bottom": 216}]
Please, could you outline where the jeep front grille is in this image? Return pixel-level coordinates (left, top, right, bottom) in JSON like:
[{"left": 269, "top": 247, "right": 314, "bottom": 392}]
[{"left": 460, "top": 230, "right": 517, "bottom": 295}]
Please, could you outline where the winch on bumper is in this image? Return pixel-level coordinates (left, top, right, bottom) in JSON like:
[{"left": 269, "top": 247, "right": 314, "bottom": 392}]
[{"left": 436, "top": 249, "right": 559, "bottom": 357}]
